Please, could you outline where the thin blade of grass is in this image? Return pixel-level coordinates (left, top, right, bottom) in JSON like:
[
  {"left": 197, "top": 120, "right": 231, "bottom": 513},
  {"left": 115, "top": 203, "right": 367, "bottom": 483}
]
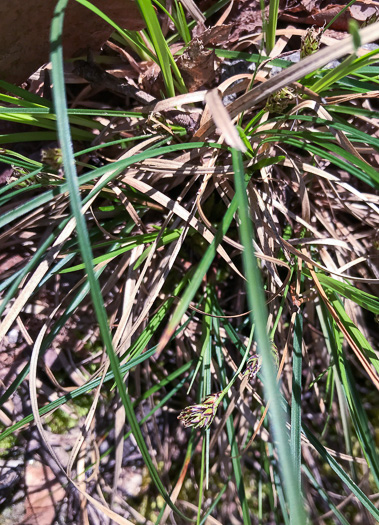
[
  {"left": 303, "top": 422, "right": 379, "bottom": 521},
  {"left": 302, "top": 465, "right": 350, "bottom": 525},
  {"left": 136, "top": 0, "right": 186, "bottom": 96},
  {"left": 290, "top": 311, "right": 303, "bottom": 517},
  {"left": 49, "top": 1, "right": 191, "bottom": 519},
  {"left": 231, "top": 148, "right": 307, "bottom": 524},
  {"left": 303, "top": 271, "right": 379, "bottom": 315},
  {"left": 214, "top": 339, "right": 251, "bottom": 524},
  {"left": 320, "top": 300, "right": 379, "bottom": 488},
  {"left": 266, "top": 0, "right": 280, "bottom": 55}
]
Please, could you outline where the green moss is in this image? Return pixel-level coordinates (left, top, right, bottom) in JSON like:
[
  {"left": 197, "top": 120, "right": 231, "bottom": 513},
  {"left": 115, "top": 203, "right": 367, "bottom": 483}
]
[
  {"left": 73, "top": 396, "right": 92, "bottom": 417},
  {"left": 46, "top": 396, "right": 91, "bottom": 434},
  {"left": 0, "top": 428, "right": 17, "bottom": 457},
  {"left": 46, "top": 409, "right": 78, "bottom": 434}
]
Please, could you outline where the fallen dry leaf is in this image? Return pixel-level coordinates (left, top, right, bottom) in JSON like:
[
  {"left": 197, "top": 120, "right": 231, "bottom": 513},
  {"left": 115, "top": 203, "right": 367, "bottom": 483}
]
[
  {"left": 142, "top": 29, "right": 225, "bottom": 95},
  {"left": 176, "top": 39, "right": 217, "bottom": 92},
  {"left": 192, "top": 23, "right": 232, "bottom": 45},
  {"left": 227, "top": 0, "right": 263, "bottom": 42},
  {"left": 0, "top": 0, "right": 145, "bottom": 85},
  {"left": 280, "top": 0, "right": 379, "bottom": 31},
  {"left": 24, "top": 460, "right": 66, "bottom": 525}
]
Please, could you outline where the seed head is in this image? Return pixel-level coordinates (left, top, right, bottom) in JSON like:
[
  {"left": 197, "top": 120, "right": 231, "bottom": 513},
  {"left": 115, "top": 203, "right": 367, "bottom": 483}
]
[
  {"left": 178, "top": 392, "right": 222, "bottom": 429},
  {"left": 244, "top": 353, "right": 262, "bottom": 381},
  {"left": 244, "top": 343, "right": 279, "bottom": 381}
]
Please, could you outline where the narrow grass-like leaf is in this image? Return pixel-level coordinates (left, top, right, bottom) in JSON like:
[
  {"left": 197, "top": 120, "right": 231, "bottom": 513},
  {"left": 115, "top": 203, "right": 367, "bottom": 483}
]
[
  {"left": 267, "top": 441, "right": 291, "bottom": 525},
  {"left": 290, "top": 312, "right": 303, "bottom": 516},
  {"left": 323, "top": 0, "right": 358, "bottom": 33},
  {"left": 349, "top": 19, "right": 361, "bottom": 51},
  {"left": 174, "top": 0, "right": 192, "bottom": 44},
  {"left": 0, "top": 106, "right": 143, "bottom": 120},
  {"left": 199, "top": 479, "right": 230, "bottom": 525},
  {"left": 302, "top": 271, "right": 379, "bottom": 315},
  {"left": 74, "top": 0, "right": 156, "bottom": 62},
  {"left": 214, "top": 49, "right": 292, "bottom": 68},
  {"left": 166, "top": 0, "right": 230, "bottom": 45},
  {"left": 49, "top": 1, "right": 191, "bottom": 519},
  {"left": 135, "top": 0, "right": 186, "bottom": 96},
  {"left": 60, "top": 229, "right": 182, "bottom": 273},
  {"left": 0, "top": 80, "right": 53, "bottom": 107},
  {"left": 302, "top": 465, "right": 350, "bottom": 525},
  {"left": 266, "top": 0, "right": 279, "bottom": 55},
  {"left": 311, "top": 48, "right": 379, "bottom": 93},
  {"left": 232, "top": 148, "right": 307, "bottom": 524},
  {"left": 197, "top": 437, "right": 206, "bottom": 524},
  {"left": 0, "top": 131, "right": 63, "bottom": 143},
  {"left": 202, "top": 289, "right": 212, "bottom": 490},
  {"left": 303, "top": 422, "right": 379, "bottom": 520},
  {"left": 333, "top": 358, "right": 357, "bottom": 482},
  {"left": 311, "top": 54, "right": 356, "bottom": 93},
  {"left": 319, "top": 301, "right": 379, "bottom": 488},
  {"left": 214, "top": 338, "right": 251, "bottom": 524},
  {"left": 328, "top": 293, "right": 379, "bottom": 375},
  {"left": 0, "top": 108, "right": 103, "bottom": 131}
]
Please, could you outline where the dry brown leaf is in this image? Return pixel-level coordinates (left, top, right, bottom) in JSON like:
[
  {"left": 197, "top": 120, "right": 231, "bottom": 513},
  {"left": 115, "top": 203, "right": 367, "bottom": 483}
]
[
  {"left": 227, "top": 0, "right": 263, "bottom": 42},
  {"left": 176, "top": 40, "right": 217, "bottom": 92},
  {"left": 281, "top": 0, "right": 379, "bottom": 31},
  {"left": 24, "top": 460, "right": 66, "bottom": 525},
  {"left": 142, "top": 25, "right": 232, "bottom": 96},
  {"left": 205, "top": 88, "right": 247, "bottom": 152},
  {"left": 0, "top": 0, "right": 145, "bottom": 85},
  {"left": 192, "top": 23, "right": 232, "bottom": 45},
  {"left": 29, "top": 323, "right": 137, "bottom": 525}
]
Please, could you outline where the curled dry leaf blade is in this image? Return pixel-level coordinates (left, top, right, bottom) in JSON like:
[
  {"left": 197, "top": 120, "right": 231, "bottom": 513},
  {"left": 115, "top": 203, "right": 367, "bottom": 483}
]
[{"left": 205, "top": 88, "right": 247, "bottom": 152}]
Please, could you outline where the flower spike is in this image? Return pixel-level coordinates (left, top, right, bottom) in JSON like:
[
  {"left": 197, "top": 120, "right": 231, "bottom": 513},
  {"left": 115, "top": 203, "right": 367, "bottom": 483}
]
[{"left": 178, "top": 392, "right": 222, "bottom": 429}]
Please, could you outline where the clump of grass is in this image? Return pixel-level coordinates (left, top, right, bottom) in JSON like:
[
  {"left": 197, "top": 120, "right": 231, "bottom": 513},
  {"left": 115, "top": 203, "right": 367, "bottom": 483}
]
[{"left": 0, "top": 1, "right": 379, "bottom": 524}]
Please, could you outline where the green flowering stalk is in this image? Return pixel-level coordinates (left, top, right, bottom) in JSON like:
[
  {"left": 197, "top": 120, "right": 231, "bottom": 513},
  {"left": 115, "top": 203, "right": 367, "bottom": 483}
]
[
  {"left": 243, "top": 353, "right": 262, "bottom": 381},
  {"left": 300, "top": 26, "right": 322, "bottom": 59},
  {"left": 361, "top": 13, "right": 379, "bottom": 28},
  {"left": 271, "top": 343, "right": 279, "bottom": 369},
  {"left": 177, "top": 391, "right": 222, "bottom": 429},
  {"left": 265, "top": 87, "right": 296, "bottom": 114},
  {"left": 243, "top": 342, "right": 278, "bottom": 382},
  {"left": 41, "top": 147, "right": 63, "bottom": 170},
  {"left": 178, "top": 326, "right": 256, "bottom": 430},
  {"left": 178, "top": 331, "right": 280, "bottom": 430}
]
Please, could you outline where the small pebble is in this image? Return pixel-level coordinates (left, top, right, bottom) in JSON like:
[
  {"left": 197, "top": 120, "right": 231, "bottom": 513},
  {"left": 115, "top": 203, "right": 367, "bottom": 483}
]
[{"left": 7, "top": 328, "right": 19, "bottom": 344}]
